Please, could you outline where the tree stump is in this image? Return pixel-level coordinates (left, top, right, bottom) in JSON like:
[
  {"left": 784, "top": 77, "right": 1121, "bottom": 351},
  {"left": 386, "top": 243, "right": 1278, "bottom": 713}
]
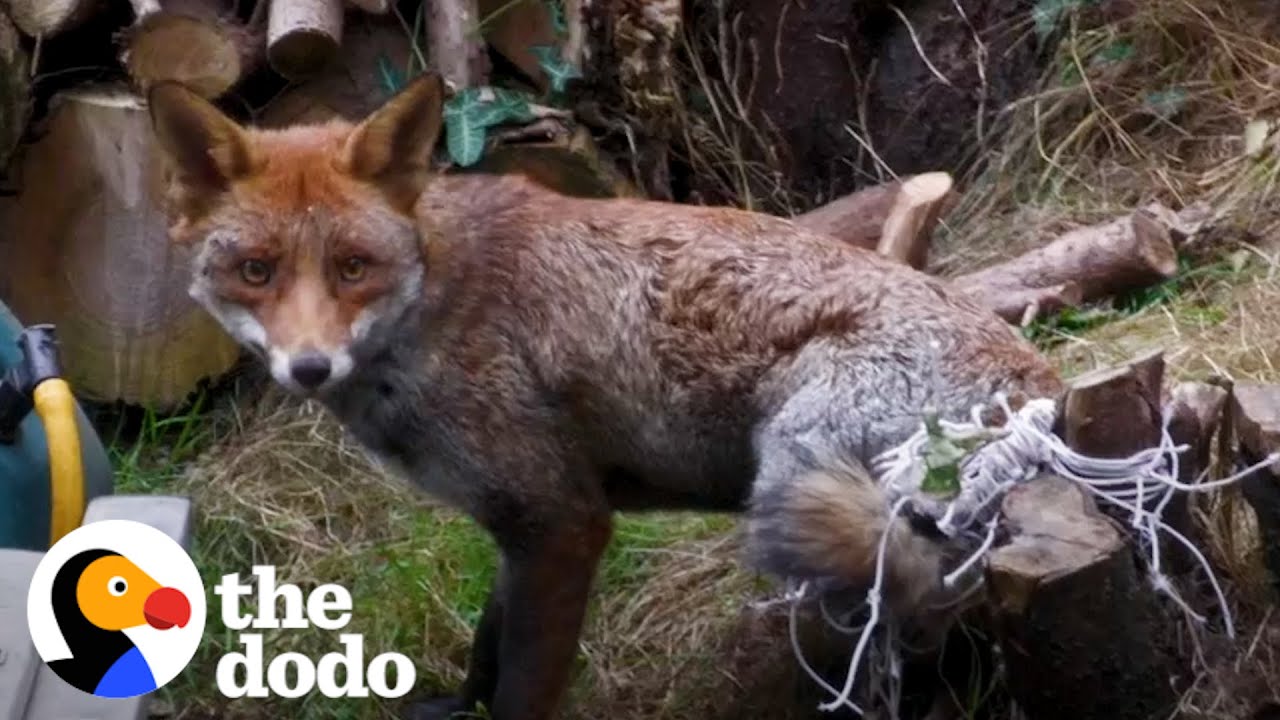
[
  {"left": 985, "top": 351, "right": 1178, "bottom": 720},
  {"left": 1228, "top": 383, "right": 1280, "bottom": 595},
  {"left": 0, "top": 87, "right": 240, "bottom": 409}
]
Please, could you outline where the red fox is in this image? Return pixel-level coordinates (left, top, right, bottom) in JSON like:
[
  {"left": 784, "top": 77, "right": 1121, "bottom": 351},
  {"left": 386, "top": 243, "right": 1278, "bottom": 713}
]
[{"left": 147, "top": 74, "right": 1064, "bottom": 719}]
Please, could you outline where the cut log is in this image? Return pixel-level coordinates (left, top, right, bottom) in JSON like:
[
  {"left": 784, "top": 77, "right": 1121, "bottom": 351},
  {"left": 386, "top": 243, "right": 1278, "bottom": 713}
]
[
  {"left": 267, "top": 0, "right": 343, "bottom": 80},
  {"left": 793, "top": 172, "right": 957, "bottom": 253},
  {"left": 0, "top": 11, "right": 30, "bottom": 172},
  {"left": 1228, "top": 384, "right": 1280, "bottom": 594},
  {"left": 430, "top": 0, "right": 490, "bottom": 90},
  {"left": 1058, "top": 349, "right": 1165, "bottom": 459},
  {"left": 985, "top": 477, "right": 1177, "bottom": 720},
  {"left": 0, "top": 0, "right": 100, "bottom": 37},
  {"left": 259, "top": 15, "right": 415, "bottom": 126},
  {"left": 123, "top": 0, "right": 263, "bottom": 100},
  {"left": 952, "top": 206, "right": 1180, "bottom": 310},
  {"left": 875, "top": 172, "right": 954, "bottom": 270},
  {"left": 0, "top": 87, "right": 240, "bottom": 409},
  {"left": 985, "top": 351, "right": 1178, "bottom": 720}
]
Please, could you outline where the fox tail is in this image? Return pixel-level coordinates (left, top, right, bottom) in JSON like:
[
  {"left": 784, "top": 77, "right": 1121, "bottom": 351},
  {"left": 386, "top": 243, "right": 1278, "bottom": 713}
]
[{"left": 745, "top": 449, "right": 955, "bottom": 619}]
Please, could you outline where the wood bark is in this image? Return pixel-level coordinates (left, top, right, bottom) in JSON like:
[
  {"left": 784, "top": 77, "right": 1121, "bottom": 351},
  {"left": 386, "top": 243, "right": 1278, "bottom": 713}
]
[
  {"left": 875, "top": 172, "right": 954, "bottom": 270},
  {"left": 429, "top": 0, "right": 490, "bottom": 90},
  {"left": 0, "top": 88, "right": 240, "bottom": 409},
  {"left": 985, "top": 351, "right": 1178, "bottom": 720},
  {"left": 0, "top": 0, "right": 100, "bottom": 37},
  {"left": 952, "top": 206, "right": 1180, "bottom": 310},
  {"left": 1228, "top": 383, "right": 1280, "bottom": 595},
  {"left": 0, "top": 10, "right": 29, "bottom": 172},
  {"left": 123, "top": 0, "right": 262, "bottom": 99},
  {"left": 267, "top": 0, "right": 343, "bottom": 80}
]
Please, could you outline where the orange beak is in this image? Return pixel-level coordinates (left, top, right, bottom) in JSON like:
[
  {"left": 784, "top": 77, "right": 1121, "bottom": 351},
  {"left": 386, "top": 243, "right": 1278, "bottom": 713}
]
[{"left": 143, "top": 587, "right": 191, "bottom": 629}]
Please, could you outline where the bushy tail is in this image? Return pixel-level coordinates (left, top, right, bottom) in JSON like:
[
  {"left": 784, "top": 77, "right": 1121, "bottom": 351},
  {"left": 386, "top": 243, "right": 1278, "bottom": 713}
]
[{"left": 745, "top": 452, "right": 952, "bottom": 617}]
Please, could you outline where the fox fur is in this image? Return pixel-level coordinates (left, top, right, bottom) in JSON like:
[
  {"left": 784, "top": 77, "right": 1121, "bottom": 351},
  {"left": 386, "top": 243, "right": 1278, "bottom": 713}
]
[{"left": 146, "top": 73, "right": 1064, "bottom": 719}]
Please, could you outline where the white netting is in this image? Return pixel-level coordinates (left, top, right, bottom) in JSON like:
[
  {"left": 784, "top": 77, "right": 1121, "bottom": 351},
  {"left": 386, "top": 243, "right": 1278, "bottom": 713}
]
[{"left": 766, "top": 391, "right": 1280, "bottom": 716}]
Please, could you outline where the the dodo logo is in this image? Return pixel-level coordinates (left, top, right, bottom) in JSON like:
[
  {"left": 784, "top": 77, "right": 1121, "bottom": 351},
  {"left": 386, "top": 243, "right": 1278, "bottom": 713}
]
[{"left": 26, "top": 519, "right": 206, "bottom": 698}]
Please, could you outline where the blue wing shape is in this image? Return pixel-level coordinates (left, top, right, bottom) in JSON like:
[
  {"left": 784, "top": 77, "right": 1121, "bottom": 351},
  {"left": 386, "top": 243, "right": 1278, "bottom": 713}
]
[{"left": 93, "top": 646, "right": 158, "bottom": 698}]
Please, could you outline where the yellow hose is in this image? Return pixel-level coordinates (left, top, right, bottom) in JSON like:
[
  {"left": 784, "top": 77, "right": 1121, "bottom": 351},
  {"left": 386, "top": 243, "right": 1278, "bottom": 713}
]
[{"left": 33, "top": 378, "right": 85, "bottom": 545}]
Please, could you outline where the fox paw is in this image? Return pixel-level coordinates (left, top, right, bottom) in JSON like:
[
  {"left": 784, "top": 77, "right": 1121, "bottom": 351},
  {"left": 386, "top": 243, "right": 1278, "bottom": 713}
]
[{"left": 399, "top": 695, "right": 475, "bottom": 720}]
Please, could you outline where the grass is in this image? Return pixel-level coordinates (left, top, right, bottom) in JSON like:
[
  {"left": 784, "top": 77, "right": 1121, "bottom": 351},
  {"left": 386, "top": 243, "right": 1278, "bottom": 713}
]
[{"left": 89, "top": 0, "right": 1280, "bottom": 717}]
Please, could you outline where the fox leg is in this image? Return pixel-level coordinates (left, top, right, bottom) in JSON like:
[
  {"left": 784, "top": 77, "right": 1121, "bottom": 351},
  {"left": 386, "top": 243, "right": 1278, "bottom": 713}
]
[
  {"left": 486, "top": 512, "right": 612, "bottom": 719},
  {"left": 403, "top": 564, "right": 508, "bottom": 719}
]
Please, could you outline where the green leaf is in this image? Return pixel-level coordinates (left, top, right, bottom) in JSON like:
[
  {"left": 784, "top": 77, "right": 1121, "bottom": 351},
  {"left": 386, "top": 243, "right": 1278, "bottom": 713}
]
[
  {"left": 531, "top": 44, "right": 582, "bottom": 94},
  {"left": 442, "top": 87, "right": 539, "bottom": 167},
  {"left": 922, "top": 463, "right": 961, "bottom": 496},
  {"left": 919, "top": 412, "right": 965, "bottom": 497}
]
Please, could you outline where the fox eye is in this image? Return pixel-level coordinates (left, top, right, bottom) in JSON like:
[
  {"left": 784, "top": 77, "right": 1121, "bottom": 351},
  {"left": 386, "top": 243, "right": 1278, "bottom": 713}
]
[
  {"left": 338, "top": 256, "right": 367, "bottom": 283},
  {"left": 239, "top": 259, "right": 272, "bottom": 286},
  {"left": 108, "top": 576, "right": 127, "bottom": 597}
]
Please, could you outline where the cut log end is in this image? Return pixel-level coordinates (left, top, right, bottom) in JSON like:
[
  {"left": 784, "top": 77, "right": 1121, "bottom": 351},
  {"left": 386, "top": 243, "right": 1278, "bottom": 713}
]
[
  {"left": 1060, "top": 351, "right": 1165, "bottom": 458},
  {"left": 268, "top": 0, "right": 343, "bottom": 80},
  {"left": 125, "top": 12, "right": 251, "bottom": 99},
  {"left": 876, "top": 171, "right": 953, "bottom": 270}
]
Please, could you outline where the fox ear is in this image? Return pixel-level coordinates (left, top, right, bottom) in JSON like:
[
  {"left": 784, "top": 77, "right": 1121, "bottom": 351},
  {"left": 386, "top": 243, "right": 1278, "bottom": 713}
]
[
  {"left": 340, "top": 72, "right": 446, "bottom": 210},
  {"left": 148, "top": 81, "right": 256, "bottom": 199}
]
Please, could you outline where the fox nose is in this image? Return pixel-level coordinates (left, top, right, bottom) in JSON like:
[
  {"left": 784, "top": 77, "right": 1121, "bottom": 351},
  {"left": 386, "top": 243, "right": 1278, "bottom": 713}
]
[{"left": 290, "top": 353, "right": 332, "bottom": 389}]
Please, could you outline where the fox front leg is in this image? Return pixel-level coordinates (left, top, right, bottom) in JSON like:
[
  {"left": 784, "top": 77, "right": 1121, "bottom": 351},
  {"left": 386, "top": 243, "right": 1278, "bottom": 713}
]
[
  {"left": 488, "top": 512, "right": 612, "bottom": 719},
  {"left": 402, "top": 563, "right": 507, "bottom": 719},
  {"left": 403, "top": 511, "right": 611, "bottom": 720}
]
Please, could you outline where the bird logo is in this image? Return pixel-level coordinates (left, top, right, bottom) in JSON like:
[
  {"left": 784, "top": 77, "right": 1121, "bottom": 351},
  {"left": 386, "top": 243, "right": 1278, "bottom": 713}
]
[{"left": 27, "top": 519, "right": 206, "bottom": 699}]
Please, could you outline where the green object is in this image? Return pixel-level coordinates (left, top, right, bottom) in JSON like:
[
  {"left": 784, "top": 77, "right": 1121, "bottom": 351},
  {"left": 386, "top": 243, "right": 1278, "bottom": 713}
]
[{"left": 0, "top": 300, "right": 112, "bottom": 551}]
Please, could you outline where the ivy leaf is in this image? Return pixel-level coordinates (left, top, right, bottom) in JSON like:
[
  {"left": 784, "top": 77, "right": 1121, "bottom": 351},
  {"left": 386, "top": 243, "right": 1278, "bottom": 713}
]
[
  {"left": 531, "top": 44, "right": 582, "bottom": 94},
  {"left": 919, "top": 413, "right": 965, "bottom": 497},
  {"left": 442, "top": 87, "right": 539, "bottom": 167}
]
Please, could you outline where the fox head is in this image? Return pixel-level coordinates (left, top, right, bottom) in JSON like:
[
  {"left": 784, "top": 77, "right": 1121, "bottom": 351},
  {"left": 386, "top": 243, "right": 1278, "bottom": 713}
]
[{"left": 147, "top": 75, "right": 445, "bottom": 394}]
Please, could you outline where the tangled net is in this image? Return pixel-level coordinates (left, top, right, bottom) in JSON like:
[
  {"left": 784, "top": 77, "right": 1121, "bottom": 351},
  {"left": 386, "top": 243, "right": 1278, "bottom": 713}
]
[{"left": 765, "top": 392, "right": 1280, "bottom": 715}]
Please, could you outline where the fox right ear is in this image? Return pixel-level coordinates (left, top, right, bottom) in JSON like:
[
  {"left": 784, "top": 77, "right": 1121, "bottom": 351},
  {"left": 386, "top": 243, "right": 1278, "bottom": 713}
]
[{"left": 148, "top": 82, "right": 255, "bottom": 200}]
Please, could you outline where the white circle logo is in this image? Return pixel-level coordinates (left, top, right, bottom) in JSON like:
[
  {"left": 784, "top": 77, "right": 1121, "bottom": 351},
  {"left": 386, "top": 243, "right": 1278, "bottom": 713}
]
[{"left": 26, "top": 519, "right": 207, "bottom": 698}]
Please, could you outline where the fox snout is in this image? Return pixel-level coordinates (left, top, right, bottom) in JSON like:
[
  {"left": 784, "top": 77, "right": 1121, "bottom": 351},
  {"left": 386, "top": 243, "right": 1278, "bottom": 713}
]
[{"left": 268, "top": 346, "right": 355, "bottom": 394}]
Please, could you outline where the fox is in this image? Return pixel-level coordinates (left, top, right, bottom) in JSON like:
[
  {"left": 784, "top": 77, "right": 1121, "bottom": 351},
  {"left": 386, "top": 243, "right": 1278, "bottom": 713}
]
[{"left": 146, "top": 73, "right": 1064, "bottom": 719}]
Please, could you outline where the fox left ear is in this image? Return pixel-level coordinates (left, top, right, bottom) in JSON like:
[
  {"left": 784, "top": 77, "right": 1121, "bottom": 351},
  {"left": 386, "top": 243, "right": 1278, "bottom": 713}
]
[{"left": 340, "top": 72, "right": 446, "bottom": 211}]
